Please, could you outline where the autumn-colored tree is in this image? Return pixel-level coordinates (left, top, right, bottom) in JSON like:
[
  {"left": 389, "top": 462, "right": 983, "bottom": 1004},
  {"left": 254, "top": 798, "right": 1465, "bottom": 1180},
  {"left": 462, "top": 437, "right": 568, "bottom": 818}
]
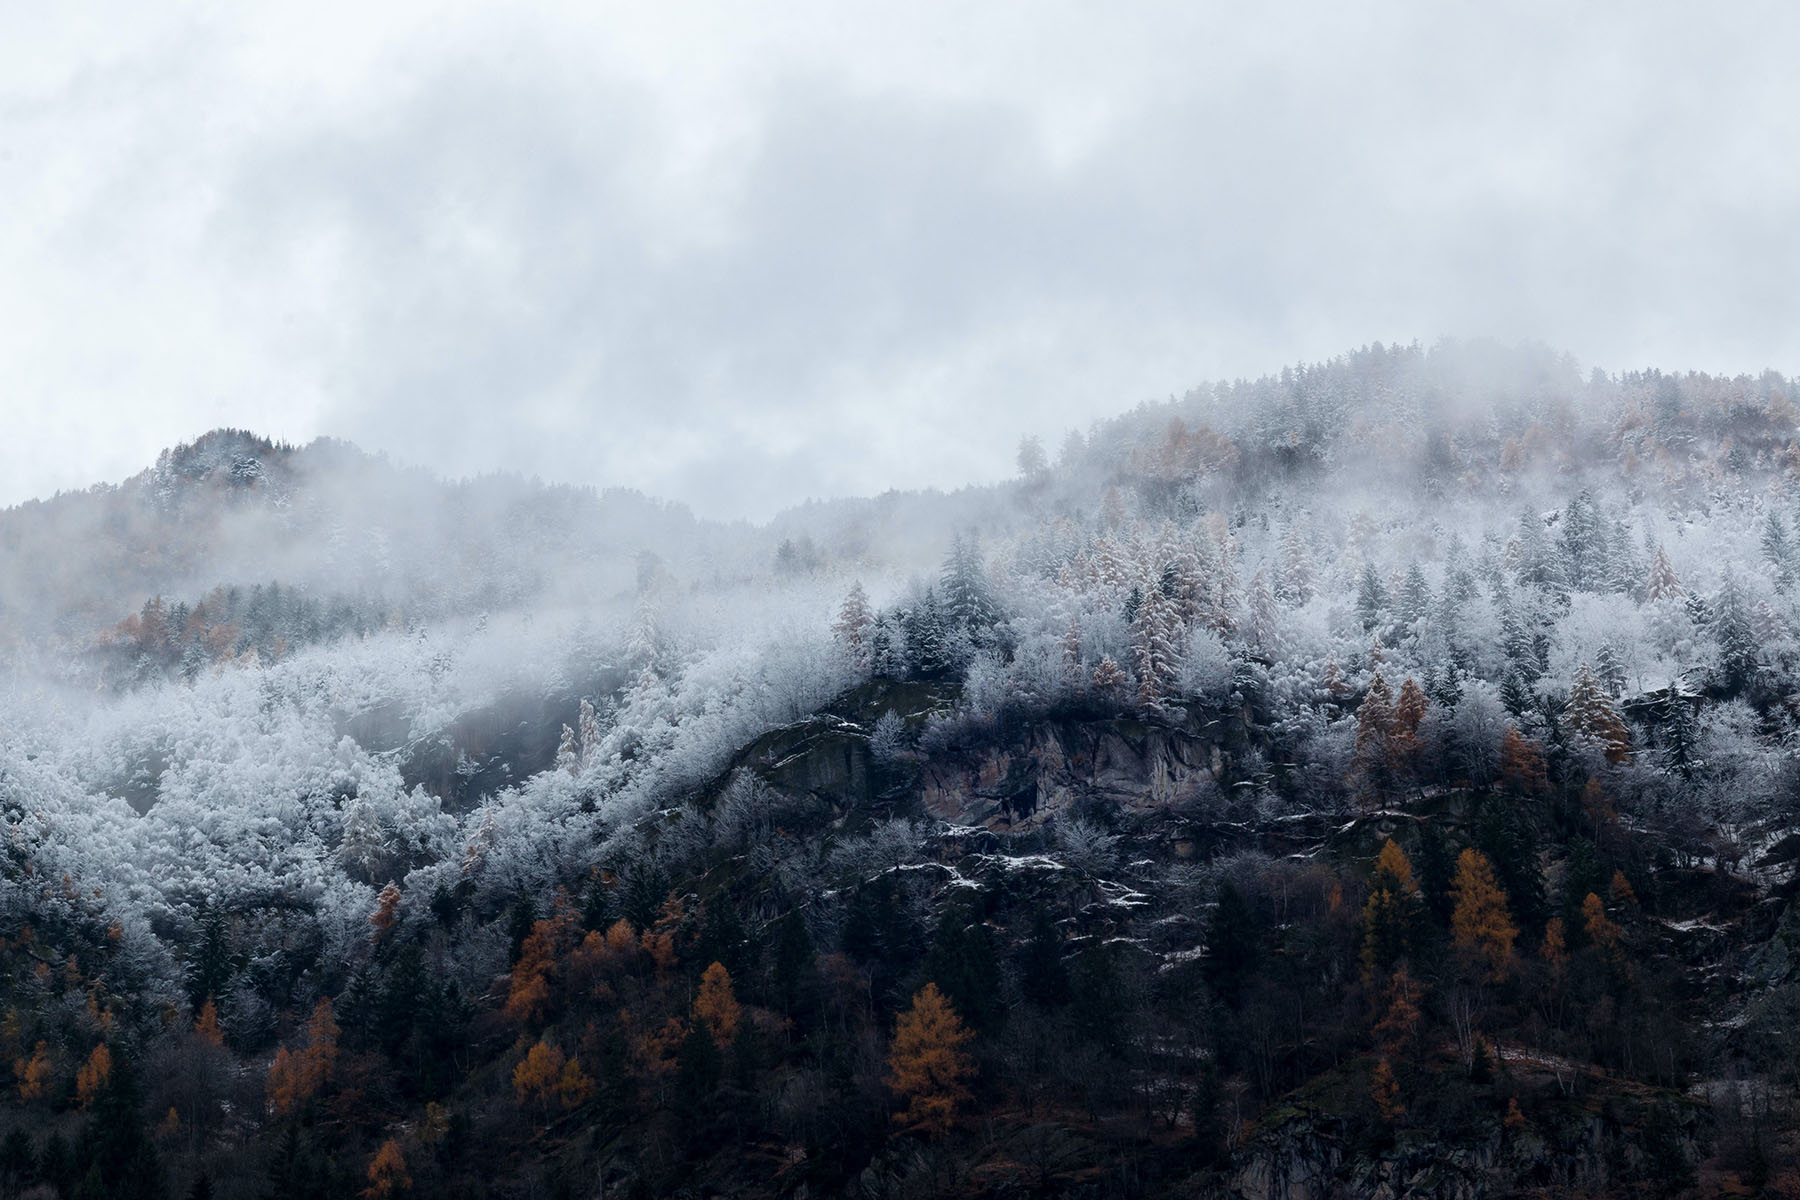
[
  {"left": 1352, "top": 673, "right": 1396, "bottom": 801},
  {"left": 362, "top": 1138, "right": 411, "bottom": 1199},
  {"left": 1390, "top": 677, "right": 1429, "bottom": 778},
  {"left": 505, "top": 896, "right": 581, "bottom": 1026},
  {"left": 74, "top": 1043, "right": 111, "bottom": 1110},
  {"left": 887, "top": 983, "right": 976, "bottom": 1138},
  {"left": 1541, "top": 917, "right": 1569, "bottom": 980},
  {"left": 1361, "top": 839, "right": 1424, "bottom": 981},
  {"left": 1498, "top": 726, "right": 1548, "bottom": 795},
  {"left": 1451, "top": 849, "right": 1518, "bottom": 981},
  {"left": 1608, "top": 870, "right": 1638, "bottom": 909},
  {"left": 1090, "top": 655, "right": 1127, "bottom": 697},
  {"left": 1582, "top": 893, "right": 1618, "bottom": 949},
  {"left": 1505, "top": 1097, "right": 1528, "bottom": 1133},
  {"left": 1567, "top": 664, "right": 1631, "bottom": 763},
  {"left": 1371, "top": 1057, "right": 1404, "bottom": 1122},
  {"left": 693, "top": 961, "right": 741, "bottom": 1043},
  {"left": 369, "top": 882, "right": 402, "bottom": 943},
  {"left": 1373, "top": 966, "right": 1424, "bottom": 1057},
  {"left": 194, "top": 998, "right": 224, "bottom": 1047},
  {"left": 1580, "top": 779, "right": 1618, "bottom": 844},
  {"left": 14, "top": 1041, "right": 50, "bottom": 1103},
  {"left": 267, "top": 998, "right": 339, "bottom": 1118},
  {"left": 512, "top": 1038, "right": 567, "bottom": 1112},
  {"left": 557, "top": 1056, "right": 595, "bottom": 1109}
]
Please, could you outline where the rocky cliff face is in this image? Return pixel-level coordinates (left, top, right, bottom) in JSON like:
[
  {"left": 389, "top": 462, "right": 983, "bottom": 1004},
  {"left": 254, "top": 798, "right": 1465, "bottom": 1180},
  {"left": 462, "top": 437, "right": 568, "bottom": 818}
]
[{"left": 1228, "top": 1085, "right": 1705, "bottom": 1200}]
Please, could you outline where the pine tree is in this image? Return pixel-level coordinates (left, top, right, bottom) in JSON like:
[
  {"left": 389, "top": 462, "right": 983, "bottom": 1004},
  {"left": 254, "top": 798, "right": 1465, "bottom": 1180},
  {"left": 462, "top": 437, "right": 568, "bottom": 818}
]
[
  {"left": 1090, "top": 655, "right": 1127, "bottom": 698},
  {"left": 1657, "top": 687, "right": 1700, "bottom": 775},
  {"left": 1646, "top": 544, "right": 1684, "bottom": 602},
  {"left": 577, "top": 698, "right": 601, "bottom": 769},
  {"left": 1361, "top": 839, "right": 1424, "bottom": 981},
  {"left": 1764, "top": 511, "right": 1793, "bottom": 592},
  {"left": 1390, "top": 677, "right": 1428, "bottom": 781},
  {"left": 1371, "top": 1057, "right": 1404, "bottom": 1122},
  {"left": 1131, "top": 581, "right": 1182, "bottom": 710},
  {"left": 941, "top": 533, "right": 1001, "bottom": 638},
  {"left": 1499, "top": 726, "right": 1548, "bottom": 795},
  {"left": 925, "top": 901, "right": 1001, "bottom": 1031},
  {"left": 1245, "top": 568, "right": 1281, "bottom": 656},
  {"left": 1204, "top": 881, "right": 1258, "bottom": 1007},
  {"left": 1396, "top": 563, "right": 1431, "bottom": 632},
  {"left": 1450, "top": 849, "right": 1518, "bottom": 981},
  {"left": 1059, "top": 617, "right": 1083, "bottom": 690},
  {"left": 1276, "top": 524, "right": 1315, "bottom": 605},
  {"left": 887, "top": 983, "right": 976, "bottom": 1138},
  {"left": 833, "top": 582, "right": 874, "bottom": 673},
  {"left": 1020, "top": 908, "right": 1071, "bottom": 1010},
  {"left": 1356, "top": 563, "right": 1388, "bottom": 631},
  {"left": 1713, "top": 574, "right": 1760, "bottom": 696},
  {"left": 1566, "top": 663, "right": 1631, "bottom": 763},
  {"left": 1352, "top": 673, "right": 1396, "bottom": 801}
]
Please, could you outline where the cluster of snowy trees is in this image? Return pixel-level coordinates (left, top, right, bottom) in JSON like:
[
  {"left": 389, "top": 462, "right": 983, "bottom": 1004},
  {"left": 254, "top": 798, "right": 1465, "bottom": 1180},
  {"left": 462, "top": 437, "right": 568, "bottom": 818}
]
[{"left": 1, "top": 339, "right": 1798, "bottom": 1136}]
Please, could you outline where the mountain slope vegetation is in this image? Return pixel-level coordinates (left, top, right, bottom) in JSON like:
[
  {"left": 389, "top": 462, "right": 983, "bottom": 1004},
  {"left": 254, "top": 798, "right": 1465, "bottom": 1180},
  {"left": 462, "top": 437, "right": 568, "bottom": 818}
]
[{"left": 2, "top": 340, "right": 1799, "bottom": 1197}]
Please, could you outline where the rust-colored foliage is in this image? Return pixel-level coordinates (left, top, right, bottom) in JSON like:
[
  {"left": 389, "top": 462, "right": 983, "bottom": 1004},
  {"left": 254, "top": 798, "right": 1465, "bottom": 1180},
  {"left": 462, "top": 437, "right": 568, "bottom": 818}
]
[
  {"left": 693, "top": 961, "right": 740, "bottom": 1043},
  {"left": 887, "top": 983, "right": 975, "bottom": 1138},
  {"left": 1541, "top": 917, "right": 1569, "bottom": 977},
  {"left": 75, "top": 1043, "right": 111, "bottom": 1109},
  {"left": 14, "top": 1041, "right": 51, "bottom": 1103},
  {"left": 369, "top": 882, "right": 402, "bottom": 943},
  {"left": 1450, "top": 849, "right": 1518, "bottom": 980},
  {"left": 362, "top": 1138, "right": 411, "bottom": 1198},
  {"left": 505, "top": 897, "right": 581, "bottom": 1026},
  {"left": 1499, "top": 727, "right": 1548, "bottom": 795},
  {"left": 194, "top": 998, "right": 224, "bottom": 1047},
  {"left": 267, "top": 998, "right": 339, "bottom": 1118},
  {"left": 1371, "top": 1057, "right": 1404, "bottom": 1122}
]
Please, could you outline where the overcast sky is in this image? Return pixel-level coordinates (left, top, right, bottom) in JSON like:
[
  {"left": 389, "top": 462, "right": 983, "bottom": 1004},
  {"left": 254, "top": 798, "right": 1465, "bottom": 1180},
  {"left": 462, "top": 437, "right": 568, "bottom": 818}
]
[{"left": 4, "top": 3, "right": 1797, "bottom": 520}]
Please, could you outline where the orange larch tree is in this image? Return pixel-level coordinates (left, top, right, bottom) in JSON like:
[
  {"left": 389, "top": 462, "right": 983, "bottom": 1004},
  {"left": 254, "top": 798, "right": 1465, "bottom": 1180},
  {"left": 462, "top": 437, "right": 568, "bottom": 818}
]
[
  {"left": 362, "top": 1138, "right": 411, "bottom": 1198},
  {"left": 1450, "top": 849, "right": 1519, "bottom": 981},
  {"left": 693, "top": 961, "right": 741, "bottom": 1043},
  {"left": 887, "top": 983, "right": 976, "bottom": 1138},
  {"left": 75, "top": 1043, "right": 112, "bottom": 1110},
  {"left": 267, "top": 997, "right": 340, "bottom": 1119}
]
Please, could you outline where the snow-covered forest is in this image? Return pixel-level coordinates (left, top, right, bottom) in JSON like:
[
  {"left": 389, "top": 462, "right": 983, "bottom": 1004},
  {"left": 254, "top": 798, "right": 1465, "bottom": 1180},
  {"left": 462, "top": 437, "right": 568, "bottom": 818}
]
[{"left": 5, "top": 340, "right": 1800, "bottom": 1196}]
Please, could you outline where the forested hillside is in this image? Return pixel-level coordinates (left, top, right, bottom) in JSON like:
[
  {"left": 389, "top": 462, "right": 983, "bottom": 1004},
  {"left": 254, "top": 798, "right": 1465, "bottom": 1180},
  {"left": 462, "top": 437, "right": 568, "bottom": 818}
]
[{"left": 3, "top": 341, "right": 1800, "bottom": 1197}]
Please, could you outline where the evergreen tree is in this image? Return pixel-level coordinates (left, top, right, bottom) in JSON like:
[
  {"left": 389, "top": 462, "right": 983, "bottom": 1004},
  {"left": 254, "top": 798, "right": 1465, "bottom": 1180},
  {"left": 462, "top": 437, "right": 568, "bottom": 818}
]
[
  {"left": 1352, "top": 673, "right": 1396, "bottom": 799},
  {"left": 1361, "top": 839, "right": 1425, "bottom": 981},
  {"left": 1356, "top": 563, "right": 1388, "bottom": 631},
  {"left": 1567, "top": 662, "right": 1631, "bottom": 763},
  {"left": 1713, "top": 574, "right": 1761, "bottom": 697},
  {"left": 833, "top": 582, "right": 875, "bottom": 673},
  {"left": 1204, "top": 881, "right": 1258, "bottom": 1007},
  {"left": 1131, "top": 581, "right": 1182, "bottom": 709},
  {"left": 1276, "top": 524, "right": 1315, "bottom": 605},
  {"left": 940, "top": 533, "right": 1002, "bottom": 639},
  {"left": 1646, "top": 544, "right": 1684, "bottom": 602},
  {"left": 1396, "top": 563, "right": 1431, "bottom": 632},
  {"left": 1019, "top": 908, "right": 1071, "bottom": 1010},
  {"left": 924, "top": 901, "right": 1001, "bottom": 1031},
  {"left": 1764, "top": 511, "right": 1794, "bottom": 592},
  {"left": 1245, "top": 568, "right": 1281, "bottom": 656}
]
